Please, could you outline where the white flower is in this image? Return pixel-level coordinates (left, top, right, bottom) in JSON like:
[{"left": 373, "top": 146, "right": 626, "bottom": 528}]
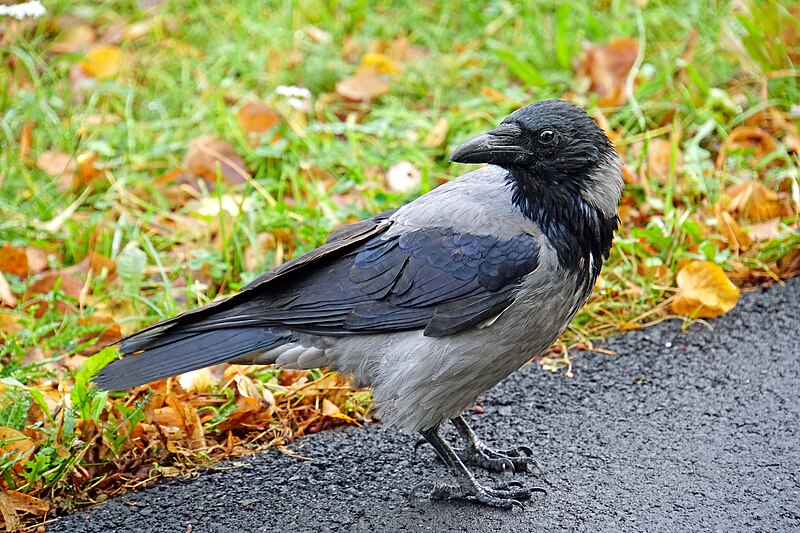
[{"left": 0, "top": 1, "right": 46, "bottom": 20}]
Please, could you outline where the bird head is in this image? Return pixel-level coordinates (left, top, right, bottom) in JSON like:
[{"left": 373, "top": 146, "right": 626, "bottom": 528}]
[{"left": 450, "top": 100, "right": 623, "bottom": 220}]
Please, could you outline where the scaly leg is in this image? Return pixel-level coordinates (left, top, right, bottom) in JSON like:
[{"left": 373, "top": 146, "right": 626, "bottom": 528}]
[
  {"left": 410, "top": 424, "right": 541, "bottom": 508},
  {"left": 451, "top": 415, "right": 542, "bottom": 474}
]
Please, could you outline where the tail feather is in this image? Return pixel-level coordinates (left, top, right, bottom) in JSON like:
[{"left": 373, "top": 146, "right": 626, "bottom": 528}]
[{"left": 94, "top": 326, "right": 291, "bottom": 391}]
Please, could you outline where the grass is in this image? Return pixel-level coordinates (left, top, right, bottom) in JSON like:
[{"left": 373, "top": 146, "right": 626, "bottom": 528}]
[{"left": 1, "top": 0, "right": 799, "bottom": 527}]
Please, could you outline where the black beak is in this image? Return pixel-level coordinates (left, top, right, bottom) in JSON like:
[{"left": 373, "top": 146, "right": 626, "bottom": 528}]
[{"left": 449, "top": 122, "right": 530, "bottom": 165}]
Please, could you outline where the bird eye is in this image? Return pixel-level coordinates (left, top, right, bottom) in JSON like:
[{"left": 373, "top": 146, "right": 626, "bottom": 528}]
[{"left": 538, "top": 130, "right": 556, "bottom": 145}]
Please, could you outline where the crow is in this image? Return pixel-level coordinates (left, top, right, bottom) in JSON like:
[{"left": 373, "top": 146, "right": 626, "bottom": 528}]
[{"left": 94, "top": 100, "right": 623, "bottom": 508}]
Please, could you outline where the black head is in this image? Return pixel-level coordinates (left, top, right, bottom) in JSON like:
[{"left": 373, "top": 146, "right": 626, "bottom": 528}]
[{"left": 450, "top": 100, "right": 623, "bottom": 219}]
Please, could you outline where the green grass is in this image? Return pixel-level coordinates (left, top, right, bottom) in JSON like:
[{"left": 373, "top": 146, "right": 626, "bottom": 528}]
[{"left": 0, "top": 0, "right": 798, "bottom": 524}]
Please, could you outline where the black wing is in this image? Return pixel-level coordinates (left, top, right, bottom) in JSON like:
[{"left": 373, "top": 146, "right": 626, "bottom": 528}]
[
  {"left": 178, "top": 225, "right": 541, "bottom": 339},
  {"left": 119, "top": 212, "right": 540, "bottom": 355}
]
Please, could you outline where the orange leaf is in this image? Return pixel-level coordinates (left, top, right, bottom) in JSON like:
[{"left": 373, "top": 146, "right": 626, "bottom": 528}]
[
  {"left": 646, "top": 139, "right": 682, "bottom": 183},
  {"left": 27, "top": 270, "right": 84, "bottom": 316},
  {"left": 0, "top": 272, "right": 16, "bottom": 308},
  {"left": 715, "top": 205, "right": 751, "bottom": 249},
  {"left": 720, "top": 181, "right": 788, "bottom": 221},
  {"left": 0, "top": 244, "right": 28, "bottom": 276},
  {"left": 18, "top": 120, "right": 33, "bottom": 162},
  {"left": 237, "top": 103, "right": 280, "bottom": 135},
  {"left": 671, "top": 261, "right": 740, "bottom": 318},
  {"left": 81, "top": 45, "right": 124, "bottom": 79}
]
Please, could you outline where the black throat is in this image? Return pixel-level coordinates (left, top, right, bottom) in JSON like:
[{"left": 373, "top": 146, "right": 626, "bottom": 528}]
[{"left": 505, "top": 167, "right": 618, "bottom": 280}]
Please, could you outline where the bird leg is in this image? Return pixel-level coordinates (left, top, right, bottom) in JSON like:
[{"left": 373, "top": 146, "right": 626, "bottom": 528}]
[
  {"left": 410, "top": 425, "right": 540, "bottom": 508},
  {"left": 450, "top": 415, "right": 542, "bottom": 474}
]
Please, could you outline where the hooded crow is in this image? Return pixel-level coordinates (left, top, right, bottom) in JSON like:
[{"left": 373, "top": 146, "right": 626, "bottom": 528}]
[{"left": 94, "top": 100, "right": 624, "bottom": 508}]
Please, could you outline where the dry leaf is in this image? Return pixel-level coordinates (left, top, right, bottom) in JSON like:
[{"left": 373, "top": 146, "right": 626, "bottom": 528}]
[
  {"left": 716, "top": 126, "right": 778, "bottom": 169},
  {"left": 178, "top": 368, "right": 212, "bottom": 394},
  {"left": 81, "top": 44, "right": 124, "bottom": 79},
  {"left": 321, "top": 398, "right": 340, "bottom": 416},
  {"left": 646, "top": 139, "right": 682, "bottom": 183},
  {"left": 671, "top": 260, "right": 739, "bottom": 318},
  {"left": 577, "top": 37, "right": 638, "bottom": 107},
  {"left": 18, "top": 120, "right": 32, "bottom": 162},
  {"left": 25, "top": 247, "right": 48, "bottom": 274},
  {"left": 0, "top": 244, "right": 28, "bottom": 276},
  {"left": 27, "top": 270, "right": 85, "bottom": 316},
  {"left": 36, "top": 150, "right": 75, "bottom": 182},
  {"left": 385, "top": 161, "right": 421, "bottom": 193},
  {"left": 423, "top": 118, "right": 449, "bottom": 148},
  {"left": 746, "top": 218, "right": 781, "bottom": 241},
  {"left": 0, "top": 311, "right": 22, "bottom": 334},
  {"left": 0, "top": 272, "right": 16, "bottom": 308},
  {"left": 3, "top": 490, "right": 48, "bottom": 518},
  {"left": 336, "top": 68, "right": 390, "bottom": 101},
  {"left": 237, "top": 103, "right": 280, "bottom": 135},
  {"left": 183, "top": 135, "right": 250, "bottom": 185},
  {"left": 720, "top": 181, "right": 788, "bottom": 221},
  {"left": 716, "top": 208, "right": 751, "bottom": 249}
]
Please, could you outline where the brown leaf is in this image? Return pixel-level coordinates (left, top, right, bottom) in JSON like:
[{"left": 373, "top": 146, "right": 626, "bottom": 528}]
[
  {"left": 0, "top": 244, "right": 28, "bottom": 276},
  {"left": 0, "top": 491, "right": 19, "bottom": 533},
  {"left": 73, "top": 150, "right": 103, "bottom": 190},
  {"left": 716, "top": 208, "right": 751, "bottom": 249},
  {"left": 671, "top": 261, "right": 740, "bottom": 318},
  {"left": 3, "top": 490, "right": 48, "bottom": 517},
  {"left": 720, "top": 181, "right": 788, "bottom": 221},
  {"left": 716, "top": 126, "right": 778, "bottom": 169},
  {"left": 77, "top": 316, "right": 121, "bottom": 353},
  {"left": 646, "top": 139, "right": 682, "bottom": 183},
  {"left": 182, "top": 135, "right": 250, "bottom": 185},
  {"left": 27, "top": 270, "right": 84, "bottom": 317},
  {"left": 81, "top": 45, "right": 124, "bottom": 79},
  {"left": 178, "top": 368, "right": 212, "bottom": 394},
  {"left": 577, "top": 37, "right": 638, "bottom": 107},
  {"left": 236, "top": 103, "right": 280, "bottom": 135},
  {"left": 336, "top": 67, "right": 390, "bottom": 102}
]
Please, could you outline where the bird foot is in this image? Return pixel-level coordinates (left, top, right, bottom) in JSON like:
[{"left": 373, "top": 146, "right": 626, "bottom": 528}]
[
  {"left": 410, "top": 479, "right": 541, "bottom": 509},
  {"left": 458, "top": 444, "right": 543, "bottom": 474},
  {"left": 414, "top": 438, "right": 542, "bottom": 474}
]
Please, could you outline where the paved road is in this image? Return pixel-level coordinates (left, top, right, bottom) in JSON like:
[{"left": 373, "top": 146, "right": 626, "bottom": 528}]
[{"left": 50, "top": 279, "right": 799, "bottom": 532}]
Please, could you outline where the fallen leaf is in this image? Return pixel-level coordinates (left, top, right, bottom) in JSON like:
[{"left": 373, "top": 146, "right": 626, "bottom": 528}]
[
  {"left": 51, "top": 23, "right": 96, "bottom": 53},
  {"left": 746, "top": 218, "right": 781, "bottom": 241},
  {"left": 178, "top": 368, "right": 212, "bottom": 394},
  {"left": 3, "top": 490, "right": 48, "bottom": 517},
  {"left": 385, "top": 161, "right": 421, "bottom": 193},
  {"left": 577, "top": 37, "right": 638, "bottom": 107},
  {"left": 321, "top": 398, "right": 340, "bottom": 416},
  {"left": 335, "top": 68, "right": 390, "bottom": 101},
  {"left": 0, "top": 272, "right": 16, "bottom": 308},
  {"left": 716, "top": 126, "right": 778, "bottom": 169},
  {"left": 715, "top": 204, "right": 751, "bottom": 249},
  {"left": 236, "top": 103, "right": 280, "bottom": 135},
  {"left": 0, "top": 311, "right": 22, "bottom": 334},
  {"left": 18, "top": 120, "right": 32, "bottom": 162},
  {"left": 0, "top": 491, "right": 19, "bottom": 533},
  {"left": 73, "top": 150, "right": 103, "bottom": 190},
  {"left": 77, "top": 316, "right": 121, "bottom": 353},
  {"left": 720, "top": 181, "right": 788, "bottom": 221},
  {"left": 0, "top": 244, "right": 28, "bottom": 276},
  {"left": 27, "top": 270, "right": 85, "bottom": 317},
  {"left": 646, "top": 139, "right": 682, "bottom": 183},
  {"left": 423, "top": 118, "right": 449, "bottom": 148},
  {"left": 671, "top": 260, "right": 740, "bottom": 318},
  {"left": 36, "top": 150, "right": 75, "bottom": 182},
  {"left": 360, "top": 53, "right": 400, "bottom": 75},
  {"left": 182, "top": 135, "right": 250, "bottom": 185},
  {"left": 81, "top": 44, "right": 124, "bottom": 79},
  {"left": 25, "top": 247, "right": 48, "bottom": 274}
]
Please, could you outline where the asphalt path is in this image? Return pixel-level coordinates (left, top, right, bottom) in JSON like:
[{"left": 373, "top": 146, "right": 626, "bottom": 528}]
[{"left": 50, "top": 278, "right": 799, "bottom": 532}]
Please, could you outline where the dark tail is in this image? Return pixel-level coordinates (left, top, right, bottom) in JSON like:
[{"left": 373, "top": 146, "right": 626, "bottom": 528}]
[{"left": 94, "top": 322, "right": 291, "bottom": 391}]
